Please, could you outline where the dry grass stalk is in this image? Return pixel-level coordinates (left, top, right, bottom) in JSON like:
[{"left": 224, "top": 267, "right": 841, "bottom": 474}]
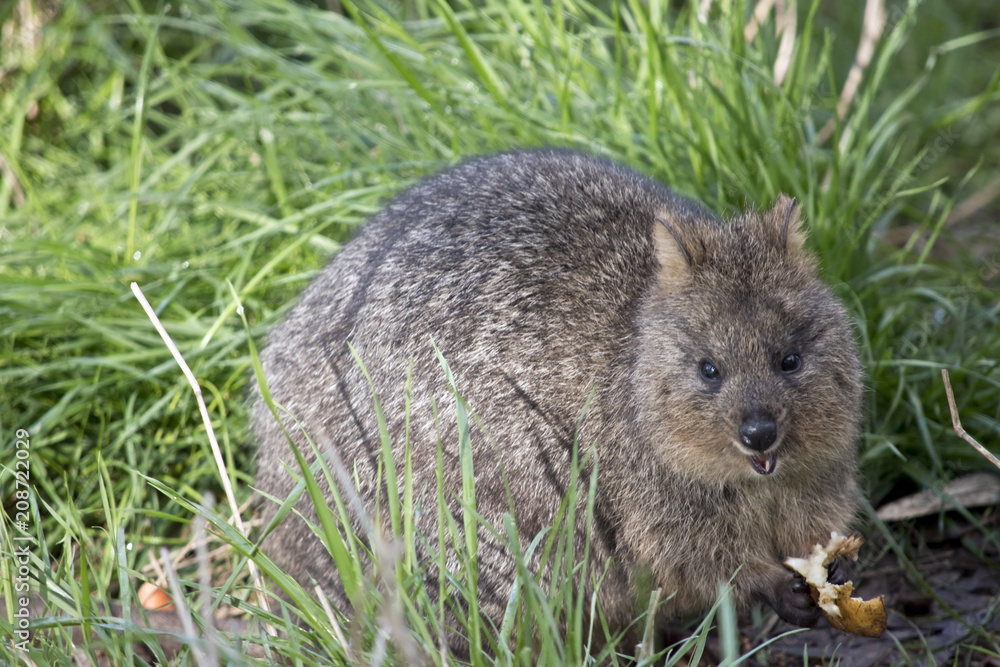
[
  {"left": 946, "top": 176, "right": 1000, "bottom": 227},
  {"left": 773, "top": 0, "right": 796, "bottom": 85},
  {"left": 816, "top": 0, "right": 887, "bottom": 147},
  {"left": 744, "top": 0, "right": 776, "bottom": 43},
  {"left": 742, "top": 0, "right": 796, "bottom": 85},
  {"left": 697, "top": 0, "right": 713, "bottom": 25}
]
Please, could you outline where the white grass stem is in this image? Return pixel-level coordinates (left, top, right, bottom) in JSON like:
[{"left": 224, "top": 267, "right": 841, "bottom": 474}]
[
  {"left": 316, "top": 584, "right": 355, "bottom": 663},
  {"left": 161, "top": 547, "right": 210, "bottom": 667},
  {"left": 131, "top": 282, "right": 272, "bottom": 618},
  {"left": 195, "top": 495, "right": 220, "bottom": 666}
]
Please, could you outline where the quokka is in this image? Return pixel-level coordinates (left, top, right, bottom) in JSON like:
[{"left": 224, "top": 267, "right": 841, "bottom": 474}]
[{"left": 251, "top": 148, "right": 864, "bottom": 648}]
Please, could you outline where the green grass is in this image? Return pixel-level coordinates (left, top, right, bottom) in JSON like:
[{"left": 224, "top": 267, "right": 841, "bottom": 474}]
[{"left": 1, "top": 0, "right": 999, "bottom": 663}]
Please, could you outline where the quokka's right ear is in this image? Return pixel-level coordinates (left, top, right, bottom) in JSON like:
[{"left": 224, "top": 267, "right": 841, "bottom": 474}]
[
  {"left": 765, "top": 194, "right": 807, "bottom": 257},
  {"left": 653, "top": 212, "right": 700, "bottom": 289}
]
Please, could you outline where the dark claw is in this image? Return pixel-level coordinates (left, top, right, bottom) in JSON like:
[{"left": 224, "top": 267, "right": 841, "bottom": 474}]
[{"left": 827, "top": 555, "right": 855, "bottom": 586}]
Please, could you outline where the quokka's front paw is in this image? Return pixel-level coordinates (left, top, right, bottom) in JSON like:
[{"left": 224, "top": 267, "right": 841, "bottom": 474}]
[{"left": 769, "top": 571, "right": 822, "bottom": 628}]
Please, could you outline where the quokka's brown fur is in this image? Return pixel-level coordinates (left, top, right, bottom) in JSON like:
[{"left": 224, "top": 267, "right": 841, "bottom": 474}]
[{"left": 251, "top": 149, "right": 864, "bottom": 647}]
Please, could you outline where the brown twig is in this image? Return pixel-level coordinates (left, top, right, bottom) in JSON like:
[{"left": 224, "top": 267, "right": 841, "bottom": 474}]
[{"left": 941, "top": 369, "right": 1000, "bottom": 471}]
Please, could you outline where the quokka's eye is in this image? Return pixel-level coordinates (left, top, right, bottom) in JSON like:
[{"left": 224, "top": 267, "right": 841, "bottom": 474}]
[
  {"left": 780, "top": 353, "right": 802, "bottom": 373},
  {"left": 699, "top": 360, "right": 721, "bottom": 381}
]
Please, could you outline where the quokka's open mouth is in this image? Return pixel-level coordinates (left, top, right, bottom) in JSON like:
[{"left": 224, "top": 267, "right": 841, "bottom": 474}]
[{"left": 750, "top": 451, "right": 777, "bottom": 475}]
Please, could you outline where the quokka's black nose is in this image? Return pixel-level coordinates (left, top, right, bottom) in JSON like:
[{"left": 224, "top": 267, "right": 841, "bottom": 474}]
[{"left": 739, "top": 413, "right": 777, "bottom": 451}]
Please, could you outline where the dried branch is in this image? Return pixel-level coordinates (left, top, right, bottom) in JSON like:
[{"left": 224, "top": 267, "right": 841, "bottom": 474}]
[{"left": 941, "top": 369, "right": 1000, "bottom": 471}]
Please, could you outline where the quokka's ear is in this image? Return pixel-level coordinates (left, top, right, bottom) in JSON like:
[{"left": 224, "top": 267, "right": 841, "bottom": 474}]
[
  {"left": 765, "top": 194, "right": 807, "bottom": 256},
  {"left": 653, "top": 212, "right": 700, "bottom": 289}
]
